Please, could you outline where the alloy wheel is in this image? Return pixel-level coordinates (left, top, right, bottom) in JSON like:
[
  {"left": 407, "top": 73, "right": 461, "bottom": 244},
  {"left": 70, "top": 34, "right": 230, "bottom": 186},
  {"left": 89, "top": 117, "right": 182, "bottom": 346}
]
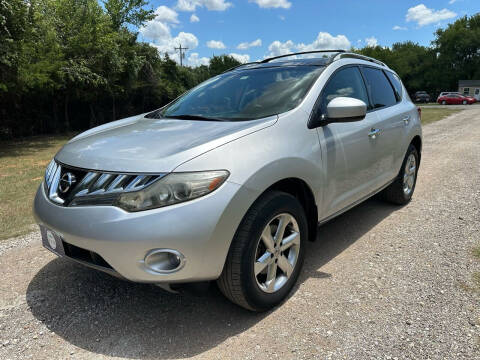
[
  {"left": 254, "top": 213, "right": 300, "bottom": 293},
  {"left": 403, "top": 153, "right": 417, "bottom": 195}
]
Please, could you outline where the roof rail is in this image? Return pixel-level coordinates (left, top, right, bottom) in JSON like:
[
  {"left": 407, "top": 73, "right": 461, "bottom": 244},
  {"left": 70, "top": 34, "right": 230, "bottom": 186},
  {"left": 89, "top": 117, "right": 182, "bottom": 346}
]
[
  {"left": 220, "top": 50, "right": 387, "bottom": 74},
  {"left": 260, "top": 49, "right": 346, "bottom": 63},
  {"left": 333, "top": 52, "right": 388, "bottom": 67}
]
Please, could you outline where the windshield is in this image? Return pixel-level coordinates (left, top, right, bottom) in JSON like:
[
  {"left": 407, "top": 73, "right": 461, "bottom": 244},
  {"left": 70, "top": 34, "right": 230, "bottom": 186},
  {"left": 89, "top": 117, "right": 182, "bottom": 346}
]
[{"left": 159, "top": 66, "right": 324, "bottom": 121}]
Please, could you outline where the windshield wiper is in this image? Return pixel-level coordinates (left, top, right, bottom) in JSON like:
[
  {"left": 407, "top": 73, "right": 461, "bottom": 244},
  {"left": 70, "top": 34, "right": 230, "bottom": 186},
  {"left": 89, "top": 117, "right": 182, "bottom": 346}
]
[{"left": 164, "top": 114, "right": 226, "bottom": 121}]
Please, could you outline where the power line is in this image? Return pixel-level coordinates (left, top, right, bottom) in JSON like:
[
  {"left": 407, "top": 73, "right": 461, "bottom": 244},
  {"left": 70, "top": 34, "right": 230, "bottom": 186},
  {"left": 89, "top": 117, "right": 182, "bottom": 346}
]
[{"left": 174, "top": 44, "right": 188, "bottom": 66}]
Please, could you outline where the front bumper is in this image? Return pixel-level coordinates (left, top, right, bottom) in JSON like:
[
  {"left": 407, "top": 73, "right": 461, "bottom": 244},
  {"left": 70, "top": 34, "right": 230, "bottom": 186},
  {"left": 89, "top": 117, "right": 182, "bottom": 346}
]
[{"left": 33, "top": 180, "right": 258, "bottom": 283}]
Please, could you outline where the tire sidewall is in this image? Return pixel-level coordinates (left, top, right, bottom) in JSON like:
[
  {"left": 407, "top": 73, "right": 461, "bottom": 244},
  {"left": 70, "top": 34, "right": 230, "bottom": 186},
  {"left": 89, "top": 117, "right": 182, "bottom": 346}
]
[{"left": 240, "top": 193, "right": 307, "bottom": 311}]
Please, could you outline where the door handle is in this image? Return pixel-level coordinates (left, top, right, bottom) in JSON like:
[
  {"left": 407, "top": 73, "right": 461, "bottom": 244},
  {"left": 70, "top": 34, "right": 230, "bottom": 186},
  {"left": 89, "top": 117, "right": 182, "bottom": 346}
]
[
  {"left": 368, "top": 128, "right": 381, "bottom": 139},
  {"left": 402, "top": 115, "right": 411, "bottom": 125}
]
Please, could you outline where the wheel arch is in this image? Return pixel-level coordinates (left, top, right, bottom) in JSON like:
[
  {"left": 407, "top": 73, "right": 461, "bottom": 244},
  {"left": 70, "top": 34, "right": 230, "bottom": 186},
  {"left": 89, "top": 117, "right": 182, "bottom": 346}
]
[
  {"left": 263, "top": 178, "right": 318, "bottom": 242},
  {"left": 410, "top": 135, "right": 422, "bottom": 164}
]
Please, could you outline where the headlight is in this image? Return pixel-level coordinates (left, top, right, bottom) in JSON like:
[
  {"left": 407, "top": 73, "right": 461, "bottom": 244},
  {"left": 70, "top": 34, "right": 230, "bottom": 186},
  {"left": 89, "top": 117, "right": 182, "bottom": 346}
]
[{"left": 114, "top": 170, "right": 229, "bottom": 212}]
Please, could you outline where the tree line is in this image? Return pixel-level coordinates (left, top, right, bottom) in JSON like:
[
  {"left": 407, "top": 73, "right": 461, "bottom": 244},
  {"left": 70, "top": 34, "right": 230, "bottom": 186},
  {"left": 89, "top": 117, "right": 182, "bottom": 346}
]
[
  {"left": 0, "top": 1, "right": 479, "bottom": 139},
  {"left": 0, "top": 0, "right": 242, "bottom": 138}
]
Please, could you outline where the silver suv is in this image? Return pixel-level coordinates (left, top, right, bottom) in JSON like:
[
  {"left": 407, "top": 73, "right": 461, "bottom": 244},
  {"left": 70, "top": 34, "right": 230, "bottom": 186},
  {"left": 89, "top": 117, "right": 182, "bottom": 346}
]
[{"left": 34, "top": 50, "right": 422, "bottom": 311}]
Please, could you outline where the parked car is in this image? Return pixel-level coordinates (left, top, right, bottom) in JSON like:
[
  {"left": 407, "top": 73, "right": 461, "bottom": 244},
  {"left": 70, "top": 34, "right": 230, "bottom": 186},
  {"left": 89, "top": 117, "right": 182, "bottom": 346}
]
[
  {"left": 436, "top": 92, "right": 477, "bottom": 103},
  {"left": 413, "top": 91, "right": 430, "bottom": 103},
  {"left": 437, "top": 93, "right": 476, "bottom": 105},
  {"left": 34, "top": 51, "right": 422, "bottom": 311},
  {"left": 437, "top": 92, "right": 459, "bottom": 101}
]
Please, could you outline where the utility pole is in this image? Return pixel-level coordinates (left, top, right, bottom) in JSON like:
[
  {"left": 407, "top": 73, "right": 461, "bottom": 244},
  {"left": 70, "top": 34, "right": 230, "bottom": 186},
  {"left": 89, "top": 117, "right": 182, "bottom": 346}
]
[{"left": 174, "top": 44, "right": 188, "bottom": 66}]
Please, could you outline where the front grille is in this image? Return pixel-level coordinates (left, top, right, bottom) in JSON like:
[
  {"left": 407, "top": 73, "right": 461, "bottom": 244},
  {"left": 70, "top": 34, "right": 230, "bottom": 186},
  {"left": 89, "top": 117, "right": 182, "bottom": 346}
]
[{"left": 44, "top": 160, "right": 164, "bottom": 206}]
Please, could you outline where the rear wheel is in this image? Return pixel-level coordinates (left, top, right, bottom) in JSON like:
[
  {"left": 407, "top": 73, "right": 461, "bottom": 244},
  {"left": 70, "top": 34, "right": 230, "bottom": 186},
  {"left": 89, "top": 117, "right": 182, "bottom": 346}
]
[
  {"left": 217, "top": 191, "right": 307, "bottom": 311},
  {"left": 379, "top": 144, "right": 419, "bottom": 205},
  {"left": 442, "top": 100, "right": 446, "bottom": 105}
]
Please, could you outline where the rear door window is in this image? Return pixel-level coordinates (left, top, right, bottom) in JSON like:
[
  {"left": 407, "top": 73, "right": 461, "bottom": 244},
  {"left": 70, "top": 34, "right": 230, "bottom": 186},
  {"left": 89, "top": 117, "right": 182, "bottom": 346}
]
[
  {"left": 361, "top": 67, "right": 397, "bottom": 109},
  {"left": 384, "top": 71, "right": 403, "bottom": 101}
]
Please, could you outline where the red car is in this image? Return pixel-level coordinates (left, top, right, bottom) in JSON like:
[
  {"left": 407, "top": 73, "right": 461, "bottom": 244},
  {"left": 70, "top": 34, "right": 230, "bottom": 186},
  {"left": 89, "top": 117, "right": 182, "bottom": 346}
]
[{"left": 437, "top": 94, "right": 476, "bottom": 105}]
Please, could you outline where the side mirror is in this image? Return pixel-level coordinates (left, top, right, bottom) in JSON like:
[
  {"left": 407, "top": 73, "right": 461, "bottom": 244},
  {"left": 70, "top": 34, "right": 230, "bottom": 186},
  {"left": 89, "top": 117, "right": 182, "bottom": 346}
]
[{"left": 325, "top": 97, "right": 367, "bottom": 124}]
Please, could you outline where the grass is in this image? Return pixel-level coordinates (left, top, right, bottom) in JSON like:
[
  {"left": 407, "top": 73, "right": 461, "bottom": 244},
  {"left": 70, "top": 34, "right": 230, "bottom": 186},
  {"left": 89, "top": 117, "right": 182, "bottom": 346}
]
[
  {"left": 0, "top": 106, "right": 469, "bottom": 241},
  {"left": 419, "top": 107, "right": 462, "bottom": 125},
  {"left": 0, "top": 135, "right": 73, "bottom": 240},
  {"left": 419, "top": 102, "right": 480, "bottom": 107},
  {"left": 416, "top": 102, "right": 439, "bottom": 106}
]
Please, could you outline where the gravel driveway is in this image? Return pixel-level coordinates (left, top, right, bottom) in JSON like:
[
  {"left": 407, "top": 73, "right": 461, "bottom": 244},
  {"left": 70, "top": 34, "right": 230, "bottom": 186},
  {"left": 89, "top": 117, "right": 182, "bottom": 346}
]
[{"left": 1, "top": 108, "right": 479, "bottom": 360}]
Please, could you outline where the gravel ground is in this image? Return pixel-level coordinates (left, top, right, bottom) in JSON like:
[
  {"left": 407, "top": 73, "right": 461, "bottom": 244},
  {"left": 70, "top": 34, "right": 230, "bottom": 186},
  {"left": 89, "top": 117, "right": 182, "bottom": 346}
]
[{"left": 1, "top": 108, "right": 480, "bottom": 360}]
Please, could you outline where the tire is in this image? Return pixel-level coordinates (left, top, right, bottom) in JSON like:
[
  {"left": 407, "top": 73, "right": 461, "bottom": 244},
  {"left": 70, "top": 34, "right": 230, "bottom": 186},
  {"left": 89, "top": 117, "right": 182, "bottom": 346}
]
[
  {"left": 379, "top": 144, "right": 419, "bottom": 205},
  {"left": 217, "top": 191, "right": 307, "bottom": 312}
]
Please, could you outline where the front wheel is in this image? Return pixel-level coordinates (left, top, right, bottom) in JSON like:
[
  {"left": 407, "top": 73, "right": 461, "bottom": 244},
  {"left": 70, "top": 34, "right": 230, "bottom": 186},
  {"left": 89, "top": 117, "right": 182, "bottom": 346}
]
[
  {"left": 217, "top": 191, "right": 307, "bottom": 311},
  {"left": 379, "top": 144, "right": 419, "bottom": 205}
]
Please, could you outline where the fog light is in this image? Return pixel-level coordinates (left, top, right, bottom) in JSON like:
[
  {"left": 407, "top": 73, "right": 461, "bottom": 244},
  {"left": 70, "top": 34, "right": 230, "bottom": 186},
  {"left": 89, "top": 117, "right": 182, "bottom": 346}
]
[{"left": 144, "top": 249, "right": 185, "bottom": 273}]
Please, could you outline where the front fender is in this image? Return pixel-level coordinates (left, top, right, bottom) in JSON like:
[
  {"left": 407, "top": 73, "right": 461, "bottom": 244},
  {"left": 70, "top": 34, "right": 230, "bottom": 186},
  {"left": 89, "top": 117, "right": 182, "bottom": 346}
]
[{"left": 174, "top": 118, "right": 324, "bottom": 220}]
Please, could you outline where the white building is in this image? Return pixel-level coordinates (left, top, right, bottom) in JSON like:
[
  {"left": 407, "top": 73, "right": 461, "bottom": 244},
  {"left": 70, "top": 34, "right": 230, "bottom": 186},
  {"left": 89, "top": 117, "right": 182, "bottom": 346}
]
[{"left": 458, "top": 80, "right": 480, "bottom": 100}]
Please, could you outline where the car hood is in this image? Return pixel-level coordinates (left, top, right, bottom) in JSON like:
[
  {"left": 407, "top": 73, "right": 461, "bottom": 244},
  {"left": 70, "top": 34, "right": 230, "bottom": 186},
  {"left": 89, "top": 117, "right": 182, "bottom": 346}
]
[{"left": 56, "top": 114, "right": 277, "bottom": 172}]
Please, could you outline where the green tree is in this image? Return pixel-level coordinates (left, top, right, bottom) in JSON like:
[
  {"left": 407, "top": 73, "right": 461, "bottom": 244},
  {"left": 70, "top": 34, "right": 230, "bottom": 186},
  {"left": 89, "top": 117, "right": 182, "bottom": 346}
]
[
  {"left": 103, "top": 0, "right": 154, "bottom": 30},
  {"left": 209, "top": 55, "right": 242, "bottom": 77},
  {"left": 434, "top": 14, "right": 480, "bottom": 90},
  {"left": 0, "top": 0, "right": 29, "bottom": 92}
]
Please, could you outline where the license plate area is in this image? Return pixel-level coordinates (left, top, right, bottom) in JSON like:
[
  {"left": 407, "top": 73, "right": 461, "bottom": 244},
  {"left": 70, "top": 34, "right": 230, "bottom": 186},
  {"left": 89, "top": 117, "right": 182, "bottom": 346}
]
[{"left": 40, "top": 225, "right": 65, "bottom": 256}]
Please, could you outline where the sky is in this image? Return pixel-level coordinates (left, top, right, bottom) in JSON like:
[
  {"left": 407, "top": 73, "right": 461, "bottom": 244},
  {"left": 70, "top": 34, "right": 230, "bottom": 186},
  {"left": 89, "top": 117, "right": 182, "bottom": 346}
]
[{"left": 137, "top": 0, "right": 480, "bottom": 66}]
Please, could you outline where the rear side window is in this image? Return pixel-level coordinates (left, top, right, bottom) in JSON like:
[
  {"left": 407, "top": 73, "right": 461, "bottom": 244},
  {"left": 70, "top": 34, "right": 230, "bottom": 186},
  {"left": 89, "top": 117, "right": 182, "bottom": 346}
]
[
  {"left": 361, "top": 67, "right": 397, "bottom": 108},
  {"left": 321, "top": 67, "right": 369, "bottom": 111},
  {"left": 385, "top": 71, "right": 403, "bottom": 100}
]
